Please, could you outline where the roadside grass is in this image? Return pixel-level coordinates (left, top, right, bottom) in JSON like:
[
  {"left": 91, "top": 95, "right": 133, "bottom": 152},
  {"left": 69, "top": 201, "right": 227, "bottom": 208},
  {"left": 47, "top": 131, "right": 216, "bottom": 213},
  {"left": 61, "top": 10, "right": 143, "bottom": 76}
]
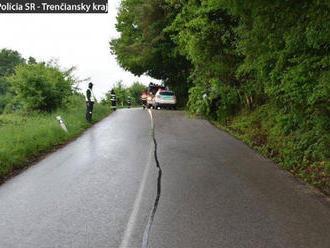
[
  {"left": 212, "top": 104, "right": 330, "bottom": 195},
  {"left": 0, "top": 97, "right": 111, "bottom": 182}
]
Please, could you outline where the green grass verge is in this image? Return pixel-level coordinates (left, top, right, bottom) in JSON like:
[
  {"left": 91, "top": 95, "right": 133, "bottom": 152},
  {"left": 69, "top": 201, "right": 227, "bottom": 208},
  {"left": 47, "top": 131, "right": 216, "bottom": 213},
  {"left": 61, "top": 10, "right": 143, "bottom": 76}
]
[
  {"left": 212, "top": 104, "right": 330, "bottom": 195},
  {"left": 0, "top": 97, "right": 111, "bottom": 181}
]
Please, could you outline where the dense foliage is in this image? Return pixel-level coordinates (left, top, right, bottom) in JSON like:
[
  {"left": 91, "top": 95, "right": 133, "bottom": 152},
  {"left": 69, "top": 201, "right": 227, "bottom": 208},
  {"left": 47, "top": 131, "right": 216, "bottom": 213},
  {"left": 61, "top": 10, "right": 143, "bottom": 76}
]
[
  {"left": 103, "top": 81, "right": 146, "bottom": 106},
  {"left": 111, "top": 0, "right": 330, "bottom": 193},
  {"left": 7, "top": 62, "right": 74, "bottom": 112}
]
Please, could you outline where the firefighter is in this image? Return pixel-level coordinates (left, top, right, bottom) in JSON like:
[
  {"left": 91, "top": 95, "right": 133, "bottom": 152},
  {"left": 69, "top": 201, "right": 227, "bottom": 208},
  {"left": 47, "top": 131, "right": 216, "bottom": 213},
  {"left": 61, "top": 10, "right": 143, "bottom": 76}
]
[
  {"left": 110, "top": 89, "right": 116, "bottom": 111},
  {"left": 86, "top": 82, "right": 96, "bottom": 122},
  {"left": 127, "top": 96, "right": 131, "bottom": 108},
  {"left": 141, "top": 90, "right": 147, "bottom": 109}
]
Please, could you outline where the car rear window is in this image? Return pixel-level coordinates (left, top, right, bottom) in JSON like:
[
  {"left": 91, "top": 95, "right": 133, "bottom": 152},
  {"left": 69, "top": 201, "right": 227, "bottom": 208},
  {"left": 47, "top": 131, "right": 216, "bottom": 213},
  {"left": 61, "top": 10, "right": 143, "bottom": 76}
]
[{"left": 160, "top": 91, "right": 174, "bottom": 96}]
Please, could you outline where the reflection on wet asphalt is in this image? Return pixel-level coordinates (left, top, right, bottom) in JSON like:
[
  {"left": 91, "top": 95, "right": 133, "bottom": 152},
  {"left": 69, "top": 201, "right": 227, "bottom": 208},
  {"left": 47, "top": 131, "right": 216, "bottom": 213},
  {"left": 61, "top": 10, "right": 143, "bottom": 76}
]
[
  {"left": 0, "top": 109, "right": 156, "bottom": 248},
  {"left": 0, "top": 109, "right": 330, "bottom": 248}
]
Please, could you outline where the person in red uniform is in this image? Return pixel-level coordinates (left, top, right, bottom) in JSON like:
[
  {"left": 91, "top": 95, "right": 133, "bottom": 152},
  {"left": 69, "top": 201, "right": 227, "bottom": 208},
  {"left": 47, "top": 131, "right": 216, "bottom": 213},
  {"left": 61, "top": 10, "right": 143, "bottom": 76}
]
[{"left": 141, "top": 90, "right": 147, "bottom": 109}]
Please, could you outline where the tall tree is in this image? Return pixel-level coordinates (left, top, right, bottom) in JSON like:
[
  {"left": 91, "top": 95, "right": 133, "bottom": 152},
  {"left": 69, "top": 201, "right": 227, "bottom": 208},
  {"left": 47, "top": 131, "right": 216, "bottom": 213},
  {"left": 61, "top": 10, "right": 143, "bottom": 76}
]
[{"left": 110, "top": 0, "right": 192, "bottom": 105}]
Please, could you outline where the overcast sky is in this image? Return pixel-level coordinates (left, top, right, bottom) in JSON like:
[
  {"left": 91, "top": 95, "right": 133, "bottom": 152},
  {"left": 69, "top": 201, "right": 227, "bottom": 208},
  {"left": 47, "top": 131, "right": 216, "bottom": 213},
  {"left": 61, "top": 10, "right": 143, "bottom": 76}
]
[{"left": 0, "top": 0, "right": 159, "bottom": 99}]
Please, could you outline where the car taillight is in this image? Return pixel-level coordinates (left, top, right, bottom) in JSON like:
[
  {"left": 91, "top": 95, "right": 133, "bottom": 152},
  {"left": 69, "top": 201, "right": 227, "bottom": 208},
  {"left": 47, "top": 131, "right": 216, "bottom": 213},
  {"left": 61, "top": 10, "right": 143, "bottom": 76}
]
[{"left": 173, "top": 96, "right": 176, "bottom": 99}]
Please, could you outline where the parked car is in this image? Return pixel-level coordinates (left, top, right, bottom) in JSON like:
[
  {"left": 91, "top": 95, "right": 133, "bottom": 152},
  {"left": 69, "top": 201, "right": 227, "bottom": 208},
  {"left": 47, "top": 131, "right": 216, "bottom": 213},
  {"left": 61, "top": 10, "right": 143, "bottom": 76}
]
[
  {"left": 146, "top": 82, "right": 166, "bottom": 109},
  {"left": 153, "top": 90, "right": 176, "bottom": 109}
]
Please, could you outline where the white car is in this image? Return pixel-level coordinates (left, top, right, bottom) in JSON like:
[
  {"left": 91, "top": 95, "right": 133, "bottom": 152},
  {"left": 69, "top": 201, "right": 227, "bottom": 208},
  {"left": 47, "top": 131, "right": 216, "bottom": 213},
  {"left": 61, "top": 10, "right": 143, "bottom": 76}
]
[{"left": 153, "top": 90, "right": 176, "bottom": 109}]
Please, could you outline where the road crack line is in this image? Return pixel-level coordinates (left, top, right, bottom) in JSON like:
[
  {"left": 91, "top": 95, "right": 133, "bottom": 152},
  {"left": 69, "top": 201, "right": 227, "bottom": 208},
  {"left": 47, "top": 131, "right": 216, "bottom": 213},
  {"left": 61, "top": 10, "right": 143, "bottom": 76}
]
[{"left": 142, "top": 110, "right": 162, "bottom": 248}]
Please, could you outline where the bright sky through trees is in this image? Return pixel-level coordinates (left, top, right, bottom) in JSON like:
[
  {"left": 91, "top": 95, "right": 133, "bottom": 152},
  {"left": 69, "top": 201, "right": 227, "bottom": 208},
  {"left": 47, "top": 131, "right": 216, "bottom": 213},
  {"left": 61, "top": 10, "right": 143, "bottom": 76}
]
[{"left": 0, "top": 0, "right": 159, "bottom": 99}]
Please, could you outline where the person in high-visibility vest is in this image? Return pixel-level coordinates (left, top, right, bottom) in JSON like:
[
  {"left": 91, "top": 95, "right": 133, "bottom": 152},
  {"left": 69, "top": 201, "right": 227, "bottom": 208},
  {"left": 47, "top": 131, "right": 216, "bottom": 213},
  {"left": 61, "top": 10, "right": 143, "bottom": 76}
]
[
  {"left": 86, "top": 82, "right": 96, "bottom": 122},
  {"left": 127, "top": 96, "right": 131, "bottom": 108},
  {"left": 141, "top": 90, "right": 147, "bottom": 109},
  {"left": 110, "top": 89, "right": 116, "bottom": 111}
]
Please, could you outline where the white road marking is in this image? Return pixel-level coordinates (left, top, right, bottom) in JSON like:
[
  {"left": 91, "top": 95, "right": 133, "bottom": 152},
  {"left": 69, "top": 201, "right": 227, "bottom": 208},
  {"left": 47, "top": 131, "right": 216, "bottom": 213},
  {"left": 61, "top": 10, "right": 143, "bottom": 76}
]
[
  {"left": 147, "top": 109, "right": 154, "bottom": 128},
  {"left": 119, "top": 110, "right": 154, "bottom": 248}
]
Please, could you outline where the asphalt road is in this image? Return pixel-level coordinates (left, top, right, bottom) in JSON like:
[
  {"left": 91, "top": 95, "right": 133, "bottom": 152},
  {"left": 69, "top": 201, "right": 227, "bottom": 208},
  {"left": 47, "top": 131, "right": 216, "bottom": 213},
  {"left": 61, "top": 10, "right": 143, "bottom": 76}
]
[{"left": 0, "top": 109, "right": 329, "bottom": 248}]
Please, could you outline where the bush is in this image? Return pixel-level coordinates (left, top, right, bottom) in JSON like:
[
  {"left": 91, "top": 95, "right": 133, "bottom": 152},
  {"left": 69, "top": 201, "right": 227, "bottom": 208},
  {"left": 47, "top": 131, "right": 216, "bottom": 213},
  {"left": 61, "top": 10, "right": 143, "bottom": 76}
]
[{"left": 8, "top": 63, "right": 73, "bottom": 112}]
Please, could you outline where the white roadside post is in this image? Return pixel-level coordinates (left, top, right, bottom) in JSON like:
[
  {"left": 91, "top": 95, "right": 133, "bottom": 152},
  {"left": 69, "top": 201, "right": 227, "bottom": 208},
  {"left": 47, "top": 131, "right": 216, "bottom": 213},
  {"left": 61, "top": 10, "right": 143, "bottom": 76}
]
[{"left": 56, "top": 116, "right": 68, "bottom": 133}]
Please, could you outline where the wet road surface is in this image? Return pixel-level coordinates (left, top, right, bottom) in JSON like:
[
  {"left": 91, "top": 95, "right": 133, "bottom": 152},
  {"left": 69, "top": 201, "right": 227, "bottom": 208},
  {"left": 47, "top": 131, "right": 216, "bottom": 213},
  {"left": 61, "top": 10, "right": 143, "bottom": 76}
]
[{"left": 0, "top": 109, "right": 329, "bottom": 248}]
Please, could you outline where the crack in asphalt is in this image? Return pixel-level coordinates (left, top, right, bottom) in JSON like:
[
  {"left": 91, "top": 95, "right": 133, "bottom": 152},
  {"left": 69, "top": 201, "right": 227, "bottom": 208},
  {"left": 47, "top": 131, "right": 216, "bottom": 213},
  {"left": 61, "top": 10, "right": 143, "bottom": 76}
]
[{"left": 142, "top": 111, "right": 162, "bottom": 248}]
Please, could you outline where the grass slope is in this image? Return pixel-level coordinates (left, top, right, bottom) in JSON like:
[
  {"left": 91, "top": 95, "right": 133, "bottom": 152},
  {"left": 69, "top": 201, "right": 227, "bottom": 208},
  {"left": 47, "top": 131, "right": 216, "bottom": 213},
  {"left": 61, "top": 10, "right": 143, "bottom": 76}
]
[
  {"left": 0, "top": 97, "right": 111, "bottom": 182},
  {"left": 213, "top": 104, "right": 330, "bottom": 195}
]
